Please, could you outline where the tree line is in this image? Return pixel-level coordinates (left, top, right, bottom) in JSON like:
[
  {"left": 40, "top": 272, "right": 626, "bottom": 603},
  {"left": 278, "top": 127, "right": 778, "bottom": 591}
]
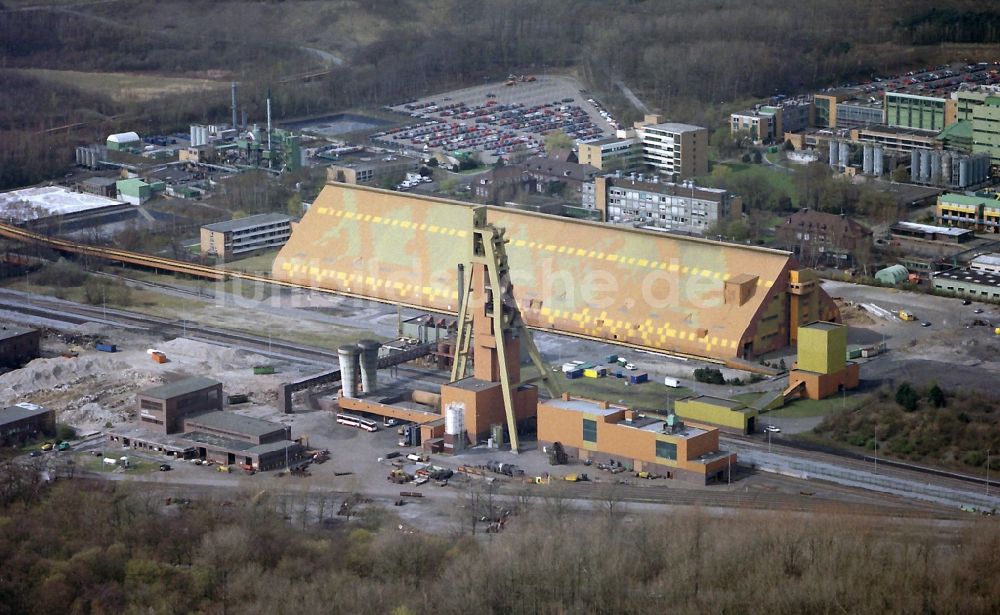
[{"left": 1, "top": 476, "right": 999, "bottom": 614}]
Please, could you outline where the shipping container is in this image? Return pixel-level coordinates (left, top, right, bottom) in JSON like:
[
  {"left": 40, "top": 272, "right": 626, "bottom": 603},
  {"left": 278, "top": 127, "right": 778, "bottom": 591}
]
[
  {"left": 252, "top": 365, "right": 275, "bottom": 375},
  {"left": 583, "top": 367, "right": 607, "bottom": 378},
  {"left": 565, "top": 369, "right": 583, "bottom": 380},
  {"left": 151, "top": 352, "right": 167, "bottom": 364},
  {"left": 663, "top": 377, "right": 681, "bottom": 388},
  {"left": 629, "top": 372, "right": 649, "bottom": 384},
  {"left": 95, "top": 343, "right": 117, "bottom": 353},
  {"left": 228, "top": 394, "right": 250, "bottom": 405}
]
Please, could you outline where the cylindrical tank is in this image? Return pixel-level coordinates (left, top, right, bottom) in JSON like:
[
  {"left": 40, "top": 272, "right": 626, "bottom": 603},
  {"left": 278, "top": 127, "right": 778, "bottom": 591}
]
[
  {"left": 959, "top": 159, "right": 969, "bottom": 188},
  {"left": 873, "top": 147, "right": 883, "bottom": 176},
  {"left": 357, "top": 339, "right": 381, "bottom": 395},
  {"left": 910, "top": 150, "right": 919, "bottom": 182},
  {"left": 941, "top": 153, "right": 952, "bottom": 186},
  {"left": 829, "top": 140, "right": 838, "bottom": 166},
  {"left": 337, "top": 344, "right": 361, "bottom": 398},
  {"left": 412, "top": 390, "right": 441, "bottom": 408},
  {"left": 863, "top": 145, "right": 873, "bottom": 174},
  {"left": 920, "top": 149, "right": 931, "bottom": 182},
  {"left": 930, "top": 151, "right": 941, "bottom": 184},
  {"left": 838, "top": 141, "right": 849, "bottom": 167},
  {"left": 445, "top": 402, "right": 465, "bottom": 435}
]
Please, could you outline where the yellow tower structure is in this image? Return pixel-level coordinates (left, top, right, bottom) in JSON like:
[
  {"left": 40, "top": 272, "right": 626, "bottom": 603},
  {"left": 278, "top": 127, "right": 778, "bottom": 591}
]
[{"left": 441, "top": 207, "right": 557, "bottom": 452}]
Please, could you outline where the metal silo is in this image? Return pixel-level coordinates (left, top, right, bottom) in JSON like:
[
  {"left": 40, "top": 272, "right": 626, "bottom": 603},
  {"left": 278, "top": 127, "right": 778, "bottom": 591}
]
[
  {"left": 829, "top": 140, "right": 838, "bottom": 167},
  {"left": 910, "top": 150, "right": 919, "bottom": 182},
  {"left": 863, "top": 145, "right": 873, "bottom": 174},
  {"left": 920, "top": 149, "right": 931, "bottom": 182},
  {"left": 873, "top": 147, "right": 883, "bottom": 176},
  {"left": 959, "top": 159, "right": 969, "bottom": 188},
  {"left": 839, "top": 141, "right": 849, "bottom": 167}
]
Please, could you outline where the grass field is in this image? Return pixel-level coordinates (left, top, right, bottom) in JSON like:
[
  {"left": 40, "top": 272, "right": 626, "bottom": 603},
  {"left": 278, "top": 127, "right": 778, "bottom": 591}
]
[
  {"left": 221, "top": 250, "right": 281, "bottom": 274},
  {"left": 14, "top": 68, "right": 226, "bottom": 102}
]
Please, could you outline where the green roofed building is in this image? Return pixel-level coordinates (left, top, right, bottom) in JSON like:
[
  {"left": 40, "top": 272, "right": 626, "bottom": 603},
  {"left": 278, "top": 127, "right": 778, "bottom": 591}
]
[{"left": 116, "top": 178, "right": 152, "bottom": 206}]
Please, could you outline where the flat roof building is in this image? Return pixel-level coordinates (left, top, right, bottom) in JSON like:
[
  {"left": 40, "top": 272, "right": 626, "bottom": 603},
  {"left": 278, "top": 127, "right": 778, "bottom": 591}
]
[
  {"left": 326, "top": 155, "right": 419, "bottom": 186},
  {"left": 115, "top": 376, "right": 303, "bottom": 471},
  {"left": 0, "top": 325, "right": 40, "bottom": 370},
  {"left": 936, "top": 193, "right": 1000, "bottom": 232},
  {"left": 584, "top": 175, "right": 742, "bottom": 236},
  {"left": 537, "top": 393, "right": 735, "bottom": 484},
  {"left": 577, "top": 135, "right": 642, "bottom": 172},
  {"left": 970, "top": 253, "right": 1000, "bottom": 274},
  {"left": 0, "top": 186, "right": 131, "bottom": 227},
  {"left": 891, "top": 220, "right": 975, "bottom": 244},
  {"left": 0, "top": 403, "right": 55, "bottom": 445},
  {"left": 200, "top": 213, "right": 292, "bottom": 259},
  {"left": 635, "top": 118, "right": 708, "bottom": 178},
  {"left": 731, "top": 106, "right": 782, "bottom": 145},
  {"left": 138, "top": 377, "right": 223, "bottom": 434},
  {"left": 932, "top": 268, "right": 1000, "bottom": 301},
  {"left": 673, "top": 395, "right": 758, "bottom": 435}
]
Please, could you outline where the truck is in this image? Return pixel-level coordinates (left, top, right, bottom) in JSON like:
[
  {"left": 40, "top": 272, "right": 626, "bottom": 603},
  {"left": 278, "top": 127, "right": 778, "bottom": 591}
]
[
  {"left": 663, "top": 377, "right": 681, "bottom": 388},
  {"left": 899, "top": 310, "right": 916, "bottom": 321}
]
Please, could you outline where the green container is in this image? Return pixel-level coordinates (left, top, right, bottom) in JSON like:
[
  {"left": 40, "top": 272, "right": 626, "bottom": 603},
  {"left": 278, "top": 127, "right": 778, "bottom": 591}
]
[{"left": 253, "top": 365, "right": 275, "bottom": 375}]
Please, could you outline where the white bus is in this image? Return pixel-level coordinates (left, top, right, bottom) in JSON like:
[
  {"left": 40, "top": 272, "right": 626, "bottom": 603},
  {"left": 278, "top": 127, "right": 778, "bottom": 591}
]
[{"left": 337, "top": 413, "right": 379, "bottom": 432}]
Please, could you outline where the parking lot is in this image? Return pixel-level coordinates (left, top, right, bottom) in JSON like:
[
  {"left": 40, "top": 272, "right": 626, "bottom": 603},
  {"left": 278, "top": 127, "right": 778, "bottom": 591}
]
[{"left": 375, "top": 75, "right": 620, "bottom": 162}]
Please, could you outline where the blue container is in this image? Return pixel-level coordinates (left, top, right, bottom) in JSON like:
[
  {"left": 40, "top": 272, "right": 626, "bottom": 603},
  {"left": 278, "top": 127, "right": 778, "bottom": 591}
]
[
  {"left": 565, "top": 369, "right": 584, "bottom": 380},
  {"left": 629, "top": 372, "right": 649, "bottom": 384},
  {"left": 95, "top": 343, "right": 117, "bottom": 353}
]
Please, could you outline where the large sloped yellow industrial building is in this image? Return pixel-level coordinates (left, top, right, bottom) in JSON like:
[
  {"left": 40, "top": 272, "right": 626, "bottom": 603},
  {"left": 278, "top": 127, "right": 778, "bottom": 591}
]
[{"left": 272, "top": 183, "right": 839, "bottom": 364}]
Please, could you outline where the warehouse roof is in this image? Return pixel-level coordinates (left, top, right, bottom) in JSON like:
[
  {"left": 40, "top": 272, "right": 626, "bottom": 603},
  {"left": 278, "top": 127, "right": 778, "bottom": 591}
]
[
  {"left": 933, "top": 268, "right": 1000, "bottom": 288},
  {"left": 971, "top": 253, "right": 1000, "bottom": 268},
  {"left": 892, "top": 221, "right": 972, "bottom": 237},
  {"left": 141, "top": 376, "right": 220, "bottom": 400},
  {"left": 0, "top": 325, "right": 37, "bottom": 342},
  {"left": 203, "top": 213, "right": 291, "bottom": 233},
  {"left": 683, "top": 395, "right": 748, "bottom": 410},
  {"left": 183, "top": 410, "right": 285, "bottom": 438},
  {"left": 0, "top": 403, "right": 52, "bottom": 425},
  {"left": 0, "top": 186, "right": 125, "bottom": 222},
  {"left": 273, "top": 183, "right": 815, "bottom": 362},
  {"left": 544, "top": 397, "right": 625, "bottom": 416}
]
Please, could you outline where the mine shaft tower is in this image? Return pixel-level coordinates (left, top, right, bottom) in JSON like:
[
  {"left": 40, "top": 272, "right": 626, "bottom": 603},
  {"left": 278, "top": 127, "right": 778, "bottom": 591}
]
[{"left": 449, "top": 207, "right": 557, "bottom": 452}]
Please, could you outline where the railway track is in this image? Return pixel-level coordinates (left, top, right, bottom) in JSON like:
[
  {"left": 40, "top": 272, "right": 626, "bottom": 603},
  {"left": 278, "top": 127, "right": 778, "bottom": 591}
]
[
  {"left": 0, "top": 291, "right": 339, "bottom": 365},
  {"left": 725, "top": 432, "right": 995, "bottom": 495}
]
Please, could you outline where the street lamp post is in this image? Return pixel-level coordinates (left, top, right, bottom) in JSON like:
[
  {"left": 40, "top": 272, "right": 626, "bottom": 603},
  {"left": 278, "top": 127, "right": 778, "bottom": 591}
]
[
  {"left": 874, "top": 426, "right": 878, "bottom": 475},
  {"left": 988, "top": 449, "right": 991, "bottom": 497}
]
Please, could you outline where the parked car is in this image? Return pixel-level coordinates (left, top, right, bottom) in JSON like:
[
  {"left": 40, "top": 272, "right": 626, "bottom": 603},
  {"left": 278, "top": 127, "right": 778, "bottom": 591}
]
[
  {"left": 764, "top": 425, "right": 781, "bottom": 433},
  {"left": 159, "top": 464, "right": 172, "bottom": 472},
  {"left": 921, "top": 321, "right": 932, "bottom": 327}
]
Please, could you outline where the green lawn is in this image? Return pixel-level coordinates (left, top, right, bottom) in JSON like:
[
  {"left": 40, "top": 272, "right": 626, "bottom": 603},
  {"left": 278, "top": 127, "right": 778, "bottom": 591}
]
[
  {"left": 546, "top": 369, "right": 692, "bottom": 411},
  {"left": 767, "top": 392, "right": 863, "bottom": 419},
  {"left": 220, "top": 250, "right": 281, "bottom": 274}
]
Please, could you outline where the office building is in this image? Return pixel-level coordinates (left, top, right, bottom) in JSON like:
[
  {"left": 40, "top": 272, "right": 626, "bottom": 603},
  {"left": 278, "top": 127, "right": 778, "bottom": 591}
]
[
  {"left": 936, "top": 192, "right": 1000, "bottom": 231},
  {"left": 731, "top": 106, "right": 782, "bottom": 145},
  {"left": 884, "top": 92, "right": 956, "bottom": 131}
]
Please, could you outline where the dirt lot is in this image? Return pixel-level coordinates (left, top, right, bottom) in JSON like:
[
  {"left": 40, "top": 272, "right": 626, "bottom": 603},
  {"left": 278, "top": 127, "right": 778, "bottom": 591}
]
[{"left": 821, "top": 279, "right": 1000, "bottom": 394}]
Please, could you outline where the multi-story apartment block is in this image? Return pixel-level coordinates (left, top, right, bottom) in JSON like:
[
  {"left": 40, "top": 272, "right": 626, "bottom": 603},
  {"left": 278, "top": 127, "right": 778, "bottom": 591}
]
[
  {"left": 730, "top": 107, "right": 782, "bottom": 145},
  {"left": 634, "top": 119, "right": 708, "bottom": 178},
  {"left": 583, "top": 175, "right": 741, "bottom": 235},
  {"left": 201, "top": 213, "right": 293, "bottom": 259}
]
